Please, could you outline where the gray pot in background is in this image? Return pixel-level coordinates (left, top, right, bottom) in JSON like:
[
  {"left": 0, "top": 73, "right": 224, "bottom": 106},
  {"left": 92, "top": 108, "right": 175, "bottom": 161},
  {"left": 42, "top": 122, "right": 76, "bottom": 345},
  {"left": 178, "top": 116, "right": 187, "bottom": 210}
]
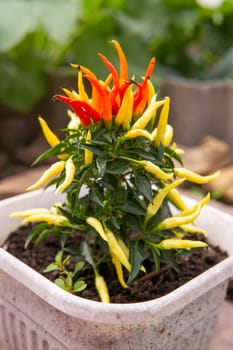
[{"left": 161, "top": 78, "right": 233, "bottom": 152}]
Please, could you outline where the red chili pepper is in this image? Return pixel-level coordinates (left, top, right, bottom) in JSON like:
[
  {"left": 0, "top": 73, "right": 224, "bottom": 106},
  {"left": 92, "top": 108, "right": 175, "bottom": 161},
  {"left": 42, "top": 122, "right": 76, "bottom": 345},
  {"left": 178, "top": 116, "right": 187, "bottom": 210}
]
[
  {"left": 78, "top": 100, "right": 101, "bottom": 123},
  {"left": 53, "top": 95, "right": 91, "bottom": 126},
  {"left": 134, "top": 81, "right": 149, "bottom": 115}
]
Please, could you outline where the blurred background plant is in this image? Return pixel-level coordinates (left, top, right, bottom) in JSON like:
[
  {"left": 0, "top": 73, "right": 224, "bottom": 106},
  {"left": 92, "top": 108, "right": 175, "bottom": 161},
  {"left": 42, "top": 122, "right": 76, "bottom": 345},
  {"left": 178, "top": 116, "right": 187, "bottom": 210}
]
[{"left": 0, "top": 0, "right": 232, "bottom": 114}]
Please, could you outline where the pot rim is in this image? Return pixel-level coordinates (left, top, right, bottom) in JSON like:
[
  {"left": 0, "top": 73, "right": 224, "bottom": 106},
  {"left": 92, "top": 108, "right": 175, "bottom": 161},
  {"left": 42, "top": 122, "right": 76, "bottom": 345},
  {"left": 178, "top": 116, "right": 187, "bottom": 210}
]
[{"left": 1, "top": 189, "right": 233, "bottom": 325}]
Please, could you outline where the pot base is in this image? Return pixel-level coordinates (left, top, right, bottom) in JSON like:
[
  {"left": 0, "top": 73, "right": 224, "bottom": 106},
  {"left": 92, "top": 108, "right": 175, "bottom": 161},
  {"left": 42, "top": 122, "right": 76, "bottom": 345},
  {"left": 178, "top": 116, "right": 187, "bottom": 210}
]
[{"left": 0, "top": 268, "right": 228, "bottom": 350}]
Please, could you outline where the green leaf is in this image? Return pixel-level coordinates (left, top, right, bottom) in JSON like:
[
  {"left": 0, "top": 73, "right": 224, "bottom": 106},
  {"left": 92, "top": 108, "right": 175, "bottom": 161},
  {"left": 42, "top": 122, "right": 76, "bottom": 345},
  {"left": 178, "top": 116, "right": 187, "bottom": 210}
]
[
  {"left": 160, "top": 250, "right": 179, "bottom": 272},
  {"left": 134, "top": 174, "right": 153, "bottom": 202},
  {"left": 74, "top": 261, "right": 86, "bottom": 275},
  {"left": 126, "top": 148, "right": 157, "bottom": 162},
  {"left": 127, "top": 215, "right": 144, "bottom": 235},
  {"left": 24, "top": 222, "right": 48, "bottom": 249},
  {"left": 43, "top": 263, "right": 59, "bottom": 273},
  {"left": 121, "top": 199, "right": 146, "bottom": 216},
  {"left": 90, "top": 187, "right": 104, "bottom": 207},
  {"left": 81, "top": 241, "right": 96, "bottom": 269},
  {"left": 106, "top": 162, "right": 129, "bottom": 174},
  {"left": 66, "top": 274, "right": 73, "bottom": 290},
  {"left": 55, "top": 251, "right": 64, "bottom": 265},
  {"left": 81, "top": 144, "right": 106, "bottom": 156},
  {"left": 54, "top": 278, "right": 67, "bottom": 291},
  {"left": 96, "top": 157, "right": 107, "bottom": 178},
  {"left": 34, "top": 229, "right": 52, "bottom": 248},
  {"left": 73, "top": 279, "right": 87, "bottom": 292},
  {"left": 110, "top": 215, "right": 121, "bottom": 231},
  {"left": 151, "top": 248, "right": 160, "bottom": 272},
  {"left": 128, "top": 243, "right": 145, "bottom": 284}
]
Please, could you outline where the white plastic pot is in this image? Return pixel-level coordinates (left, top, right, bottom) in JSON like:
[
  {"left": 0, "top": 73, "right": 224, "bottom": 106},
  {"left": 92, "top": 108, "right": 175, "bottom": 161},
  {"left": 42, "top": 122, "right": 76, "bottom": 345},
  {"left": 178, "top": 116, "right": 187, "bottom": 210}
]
[{"left": 0, "top": 190, "right": 233, "bottom": 350}]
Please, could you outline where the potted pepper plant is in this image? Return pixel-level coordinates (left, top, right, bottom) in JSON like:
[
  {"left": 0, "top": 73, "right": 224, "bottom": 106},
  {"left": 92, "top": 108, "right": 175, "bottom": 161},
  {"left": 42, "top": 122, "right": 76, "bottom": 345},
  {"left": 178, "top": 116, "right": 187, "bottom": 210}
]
[{"left": 0, "top": 40, "right": 233, "bottom": 350}]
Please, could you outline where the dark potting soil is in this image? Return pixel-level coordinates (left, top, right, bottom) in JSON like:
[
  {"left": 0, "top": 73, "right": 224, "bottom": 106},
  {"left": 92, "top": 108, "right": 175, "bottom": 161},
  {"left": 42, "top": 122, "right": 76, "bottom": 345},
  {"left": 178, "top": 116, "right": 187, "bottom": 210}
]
[{"left": 3, "top": 223, "right": 228, "bottom": 304}]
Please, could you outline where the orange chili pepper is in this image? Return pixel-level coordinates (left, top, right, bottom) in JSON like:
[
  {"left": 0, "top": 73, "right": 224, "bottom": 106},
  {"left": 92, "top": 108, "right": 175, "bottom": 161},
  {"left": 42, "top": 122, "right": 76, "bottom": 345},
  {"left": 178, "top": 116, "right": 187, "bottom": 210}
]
[
  {"left": 112, "top": 39, "right": 128, "bottom": 81},
  {"left": 84, "top": 75, "right": 112, "bottom": 123},
  {"left": 143, "top": 56, "right": 156, "bottom": 81},
  {"left": 78, "top": 64, "right": 98, "bottom": 80},
  {"left": 98, "top": 53, "right": 119, "bottom": 88}
]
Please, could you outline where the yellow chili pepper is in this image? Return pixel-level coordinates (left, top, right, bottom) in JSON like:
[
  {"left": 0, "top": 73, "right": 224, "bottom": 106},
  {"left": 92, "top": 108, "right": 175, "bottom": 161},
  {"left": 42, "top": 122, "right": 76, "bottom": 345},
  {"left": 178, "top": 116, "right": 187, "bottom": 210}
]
[
  {"left": 123, "top": 88, "right": 135, "bottom": 130},
  {"left": 131, "top": 96, "right": 165, "bottom": 130},
  {"left": 123, "top": 129, "right": 153, "bottom": 141},
  {"left": 63, "top": 87, "right": 79, "bottom": 99},
  {"left": 154, "top": 97, "right": 170, "bottom": 146},
  {"left": 103, "top": 73, "right": 113, "bottom": 88},
  {"left": 146, "top": 178, "right": 185, "bottom": 221},
  {"left": 84, "top": 130, "right": 93, "bottom": 166},
  {"left": 38, "top": 117, "right": 60, "bottom": 148},
  {"left": 176, "top": 193, "right": 210, "bottom": 218},
  {"left": 170, "top": 142, "right": 184, "bottom": 155},
  {"left": 38, "top": 117, "right": 68, "bottom": 160},
  {"left": 180, "top": 224, "right": 207, "bottom": 237},
  {"left": 157, "top": 238, "right": 207, "bottom": 250},
  {"left": 10, "top": 208, "right": 50, "bottom": 218},
  {"left": 86, "top": 217, "right": 108, "bottom": 241},
  {"left": 152, "top": 124, "right": 174, "bottom": 146},
  {"left": 111, "top": 254, "right": 128, "bottom": 288},
  {"left": 163, "top": 124, "right": 174, "bottom": 147},
  {"left": 175, "top": 168, "right": 220, "bottom": 184},
  {"left": 117, "top": 239, "right": 129, "bottom": 257},
  {"left": 147, "top": 79, "right": 156, "bottom": 104},
  {"left": 55, "top": 157, "right": 76, "bottom": 194},
  {"left": 167, "top": 188, "right": 188, "bottom": 211},
  {"left": 143, "top": 160, "right": 173, "bottom": 180},
  {"left": 156, "top": 203, "right": 202, "bottom": 230},
  {"left": 105, "top": 230, "right": 131, "bottom": 272},
  {"left": 172, "top": 231, "right": 185, "bottom": 239},
  {"left": 95, "top": 272, "right": 110, "bottom": 303},
  {"left": 26, "top": 161, "right": 65, "bottom": 191},
  {"left": 22, "top": 213, "right": 68, "bottom": 226},
  {"left": 115, "top": 84, "right": 133, "bottom": 128},
  {"left": 78, "top": 71, "right": 89, "bottom": 102}
]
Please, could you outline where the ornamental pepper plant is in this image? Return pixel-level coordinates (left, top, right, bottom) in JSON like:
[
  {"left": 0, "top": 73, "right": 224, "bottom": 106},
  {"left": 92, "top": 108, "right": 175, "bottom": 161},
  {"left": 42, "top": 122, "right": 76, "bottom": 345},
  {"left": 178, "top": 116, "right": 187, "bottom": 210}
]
[{"left": 11, "top": 40, "right": 220, "bottom": 303}]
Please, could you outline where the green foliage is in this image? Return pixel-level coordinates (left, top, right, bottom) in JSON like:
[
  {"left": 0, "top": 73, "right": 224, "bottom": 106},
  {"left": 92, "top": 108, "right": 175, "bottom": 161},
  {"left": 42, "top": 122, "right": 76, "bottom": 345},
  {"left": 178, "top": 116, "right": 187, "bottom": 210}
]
[
  {"left": 118, "top": 0, "right": 233, "bottom": 79},
  {"left": 44, "top": 251, "right": 87, "bottom": 293},
  {"left": 0, "top": 0, "right": 81, "bottom": 112},
  {"left": 1, "top": 0, "right": 232, "bottom": 113}
]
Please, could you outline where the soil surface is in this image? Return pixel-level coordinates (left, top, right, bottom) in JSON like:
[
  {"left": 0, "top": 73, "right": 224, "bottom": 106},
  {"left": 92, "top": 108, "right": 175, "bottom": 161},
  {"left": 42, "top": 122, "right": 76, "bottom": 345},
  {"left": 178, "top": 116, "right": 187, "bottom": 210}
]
[{"left": 3, "top": 223, "right": 228, "bottom": 303}]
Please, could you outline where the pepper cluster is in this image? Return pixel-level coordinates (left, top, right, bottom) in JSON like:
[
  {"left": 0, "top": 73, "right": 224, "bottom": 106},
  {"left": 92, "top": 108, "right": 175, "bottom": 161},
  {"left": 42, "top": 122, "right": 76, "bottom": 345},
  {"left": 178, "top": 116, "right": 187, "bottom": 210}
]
[{"left": 11, "top": 41, "right": 219, "bottom": 303}]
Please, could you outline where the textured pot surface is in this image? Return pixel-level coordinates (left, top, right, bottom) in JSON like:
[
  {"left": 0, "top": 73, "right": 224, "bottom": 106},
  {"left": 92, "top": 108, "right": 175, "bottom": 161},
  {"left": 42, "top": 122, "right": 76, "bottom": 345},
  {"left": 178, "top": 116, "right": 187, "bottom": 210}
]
[{"left": 0, "top": 190, "right": 233, "bottom": 350}]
